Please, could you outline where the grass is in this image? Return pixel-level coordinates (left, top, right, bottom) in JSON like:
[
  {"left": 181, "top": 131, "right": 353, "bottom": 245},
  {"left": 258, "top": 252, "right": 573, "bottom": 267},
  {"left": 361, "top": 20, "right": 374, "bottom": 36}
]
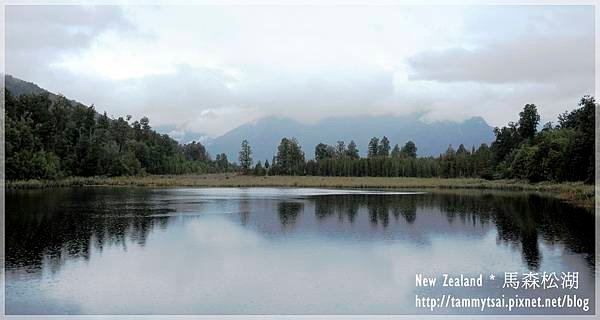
[{"left": 6, "top": 173, "right": 596, "bottom": 209}]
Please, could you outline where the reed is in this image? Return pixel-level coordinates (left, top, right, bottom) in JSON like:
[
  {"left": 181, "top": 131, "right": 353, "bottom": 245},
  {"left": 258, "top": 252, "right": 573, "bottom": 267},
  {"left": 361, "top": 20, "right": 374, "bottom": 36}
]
[{"left": 6, "top": 174, "right": 595, "bottom": 208}]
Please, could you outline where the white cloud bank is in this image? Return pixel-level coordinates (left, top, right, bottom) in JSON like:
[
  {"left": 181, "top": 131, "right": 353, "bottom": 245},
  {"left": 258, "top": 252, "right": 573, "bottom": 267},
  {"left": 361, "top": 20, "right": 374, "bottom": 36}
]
[{"left": 5, "top": 5, "right": 595, "bottom": 137}]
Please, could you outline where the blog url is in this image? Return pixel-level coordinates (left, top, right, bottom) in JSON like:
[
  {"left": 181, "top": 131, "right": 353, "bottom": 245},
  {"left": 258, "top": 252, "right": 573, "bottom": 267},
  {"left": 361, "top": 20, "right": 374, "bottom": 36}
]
[{"left": 415, "top": 294, "right": 591, "bottom": 312}]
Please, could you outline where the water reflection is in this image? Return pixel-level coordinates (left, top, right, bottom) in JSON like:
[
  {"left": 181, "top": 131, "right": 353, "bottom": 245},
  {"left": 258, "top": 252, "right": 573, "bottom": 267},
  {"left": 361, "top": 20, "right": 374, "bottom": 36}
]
[
  {"left": 5, "top": 187, "right": 595, "bottom": 314},
  {"left": 277, "top": 202, "right": 303, "bottom": 228},
  {"left": 6, "top": 188, "right": 595, "bottom": 273},
  {"left": 304, "top": 192, "right": 591, "bottom": 271},
  {"left": 7, "top": 188, "right": 174, "bottom": 273}
]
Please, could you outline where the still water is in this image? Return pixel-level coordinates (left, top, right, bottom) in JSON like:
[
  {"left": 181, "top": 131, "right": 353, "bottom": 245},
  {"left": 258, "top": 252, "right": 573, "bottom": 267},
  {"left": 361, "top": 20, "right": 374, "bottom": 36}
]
[{"left": 5, "top": 187, "right": 596, "bottom": 315}]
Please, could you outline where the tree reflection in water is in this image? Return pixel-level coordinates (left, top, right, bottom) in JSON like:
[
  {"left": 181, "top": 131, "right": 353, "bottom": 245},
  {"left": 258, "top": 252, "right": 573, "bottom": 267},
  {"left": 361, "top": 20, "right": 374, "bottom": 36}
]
[
  {"left": 277, "top": 201, "right": 304, "bottom": 228},
  {"left": 307, "top": 192, "right": 593, "bottom": 271},
  {"left": 6, "top": 188, "right": 594, "bottom": 275}
]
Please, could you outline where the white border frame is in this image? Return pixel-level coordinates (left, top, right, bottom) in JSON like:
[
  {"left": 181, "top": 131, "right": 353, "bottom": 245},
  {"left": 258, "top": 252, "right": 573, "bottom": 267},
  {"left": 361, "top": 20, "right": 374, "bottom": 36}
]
[{"left": 0, "top": 1, "right": 597, "bottom": 319}]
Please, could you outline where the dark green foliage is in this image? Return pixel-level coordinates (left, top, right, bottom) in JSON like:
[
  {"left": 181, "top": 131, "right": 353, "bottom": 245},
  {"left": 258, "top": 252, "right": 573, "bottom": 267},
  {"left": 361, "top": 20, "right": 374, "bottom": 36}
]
[
  {"left": 557, "top": 96, "right": 595, "bottom": 183},
  {"left": 6, "top": 88, "right": 594, "bottom": 184},
  {"left": 378, "top": 136, "right": 390, "bottom": 157},
  {"left": 271, "top": 97, "right": 595, "bottom": 183},
  {"left": 239, "top": 139, "right": 253, "bottom": 174},
  {"left": 518, "top": 104, "right": 540, "bottom": 141},
  {"left": 473, "top": 143, "right": 493, "bottom": 180},
  {"left": 315, "top": 143, "right": 335, "bottom": 161},
  {"left": 271, "top": 137, "right": 305, "bottom": 175},
  {"left": 491, "top": 98, "right": 595, "bottom": 183},
  {"left": 367, "top": 137, "right": 379, "bottom": 158},
  {"left": 346, "top": 140, "right": 360, "bottom": 160},
  {"left": 5, "top": 89, "right": 227, "bottom": 180},
  {"left": 391, "top": 144, "right": 401, "bottom": 158},
  {"left": 183, "top": 141, "right": 210, "bottom": 162},
  {"left": 401, "top": 141, "right": 417, "bottom": 158},
  {"left": 491, "top": 122, "right": 519, "bottom": 163},
  {"left": 253, "top": 161, "right": 267, "bottom": 176},
  {"left": 215, "top": 153, "right": 229, "bottom": 171},
  {"left": 335, "top": 141, "right": 346, "bottom": 158}
]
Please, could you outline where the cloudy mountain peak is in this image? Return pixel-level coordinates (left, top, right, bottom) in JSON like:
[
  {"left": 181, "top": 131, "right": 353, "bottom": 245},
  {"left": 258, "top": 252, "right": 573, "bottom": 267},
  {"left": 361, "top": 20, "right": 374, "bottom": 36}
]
[{"left": 206, "top": 114, "right": 494, "bottom": 162}]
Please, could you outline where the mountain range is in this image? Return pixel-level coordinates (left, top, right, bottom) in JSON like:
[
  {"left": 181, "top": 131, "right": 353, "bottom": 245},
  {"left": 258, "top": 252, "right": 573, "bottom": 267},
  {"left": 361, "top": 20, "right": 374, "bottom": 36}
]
[
  {"left": 205, "top": 115, "right": 495, "bottom": 162},
  {"left": 5, "top": 75, "right": 495, "bottom": 162}
]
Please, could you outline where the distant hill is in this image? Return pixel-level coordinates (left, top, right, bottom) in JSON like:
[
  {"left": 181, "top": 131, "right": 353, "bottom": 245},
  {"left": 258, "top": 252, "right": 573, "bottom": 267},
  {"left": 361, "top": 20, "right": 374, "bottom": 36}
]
[
  {"left": 207, "top": 115, "right": 495, "bottom": 162},
  {"left": 4, "top": 74, "right": 88, "bottom": 109},
  {"left": 4, "top": 75, "right": 495, "bottom": 162}
]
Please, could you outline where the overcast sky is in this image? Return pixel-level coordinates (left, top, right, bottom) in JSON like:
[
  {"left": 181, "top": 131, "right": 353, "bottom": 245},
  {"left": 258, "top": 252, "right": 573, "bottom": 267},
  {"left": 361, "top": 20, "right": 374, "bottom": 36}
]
[{"left": 5, "top": 4, "right": 595, "bottom": 139}]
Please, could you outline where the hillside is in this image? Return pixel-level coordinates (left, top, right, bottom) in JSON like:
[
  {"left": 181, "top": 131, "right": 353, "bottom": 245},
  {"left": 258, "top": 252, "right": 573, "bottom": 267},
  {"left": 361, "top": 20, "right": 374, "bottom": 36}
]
[
  {"left": 4, "top": 74, "right": 88, "bottom": 109},
  {"left": 4, "top": 75, "right": 212, "bottom": 180}
]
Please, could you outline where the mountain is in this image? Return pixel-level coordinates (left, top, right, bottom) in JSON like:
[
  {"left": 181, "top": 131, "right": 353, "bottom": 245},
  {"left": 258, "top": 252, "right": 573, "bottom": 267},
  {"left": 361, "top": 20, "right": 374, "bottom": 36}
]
[
  {"left": 4, "top": 74, "right": 88, "bottom": 109},
  {"left": 4, "top": 75, "right": 495, "bottom": 162},
  {"left": 207, "top": 114, "right": 495, "bottom": 162},
  {"left": 4, "top": 75, "right": 49, "bottom": 96}
]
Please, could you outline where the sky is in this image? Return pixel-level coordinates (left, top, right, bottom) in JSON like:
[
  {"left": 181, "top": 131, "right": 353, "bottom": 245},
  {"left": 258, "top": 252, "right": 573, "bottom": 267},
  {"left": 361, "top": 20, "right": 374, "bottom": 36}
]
[{"left": 4, "top": 4, "right": 596, "bottom": 140}]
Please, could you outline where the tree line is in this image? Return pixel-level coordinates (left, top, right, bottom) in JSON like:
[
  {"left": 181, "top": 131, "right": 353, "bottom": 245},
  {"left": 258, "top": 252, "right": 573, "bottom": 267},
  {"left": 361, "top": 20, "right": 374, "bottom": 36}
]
[
  {"left": 5, "top": 88, "right": 595, "bottom": 184},
  {"left": 5, "top": 89, "right": 234, "bottom": 180},
  {"left": 238, "top": 96, "right": 595, "bottom": 183}
]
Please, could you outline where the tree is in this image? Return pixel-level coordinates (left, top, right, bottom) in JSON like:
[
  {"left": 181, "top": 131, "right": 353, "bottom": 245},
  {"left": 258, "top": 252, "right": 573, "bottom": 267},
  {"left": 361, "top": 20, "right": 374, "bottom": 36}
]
[
  {"left": 511, "top": 145, "right": 541, "bottom": 181},
  {"left": 274, "top": 137, "right": 305, "bottom": 175},
  {"left": 518, "top": 104, "right": 540, "bottom": 141},
  {"left": 533, "top": 128, "right": 575, "bottom": 182},
  {"left": 368, "top": 137, "right": 379, "bottom": 158},
  {"left": 216, "top": 153, "right": 229, "bottom": 171},
  {"left": 473, "top": 143, "right": 493, "bottom": 179},
  {"left": 378, "top": 136, "right": 390, "bottom": 157},
  {"left": 264, "top": 159, "right": 270, "bottom": 174},
  {"left": 4, "top": 89, "right": 216, "bottom": 180},
  {"left": 238, "top": 140, "right": 253, "bottom": 174},
  {"left": 391, "top": 144, "right": 401, "bottom": 158},
  {"left": 346, "top": 140, "right": 359, "bottom": 159},
  {"left": 558, "top": 96, "right": 595, "bottom": 183},
  {"left": 112, "top": 116, "right": 130, "bottom": 153},
  {"left": 441, "top": 145, "right": 456, "bottom": 178},
  {"left": 400, "top": 141, "right": 417, "bottom": 158},
  {"left": 183, "top": 141, "right": 209, "bottom": 162},
  {"left": 253, "top": 161, "right": 266, "bottom": 176},
  {"left": 315, "top": 143, "right": 334, "bottom": 161},
  {"left": 288, "top": 138, "right": 305, "bottom": 175},
  {"left": 6, "top": 86, "right": 595, "bottom": 185},
  {"left": 335, "top": 141, "right": 346, "bottom": 158},
  {"left": 491, "top": 122, "right": 519, "bottom": 164}
]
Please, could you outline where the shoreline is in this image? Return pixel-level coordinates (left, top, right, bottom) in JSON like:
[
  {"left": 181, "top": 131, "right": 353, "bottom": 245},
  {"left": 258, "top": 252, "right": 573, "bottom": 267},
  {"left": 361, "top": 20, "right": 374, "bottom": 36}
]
[{"left": 5, "top": 174, "right": 595, "bottom": 209}]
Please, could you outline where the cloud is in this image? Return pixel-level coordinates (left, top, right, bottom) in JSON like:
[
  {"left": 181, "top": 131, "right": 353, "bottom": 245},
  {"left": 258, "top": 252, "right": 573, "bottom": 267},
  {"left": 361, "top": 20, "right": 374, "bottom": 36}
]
[
  {"left": 407, "top": 36, "right": 593, "bottom": 84},
  {"left": 407, "top": 6, "right": 594, "bottom": 85},
  {"left": 405, "top": 5, "right": 594, "bottom": 126},
  {"left": 237, "top": 65, "right": 397, "bottom": 122},
  {"left": 38, "top": 64, "right": 250, "bottom": 136},
  {"left": 4, "top": 5, "right": 595, "bottom": 137},
  {"left": 5, "top": 5, "right": 136, "bottom": 80},
  {"left": 36, "top": 64, "right": 396, "bottom": 137}
]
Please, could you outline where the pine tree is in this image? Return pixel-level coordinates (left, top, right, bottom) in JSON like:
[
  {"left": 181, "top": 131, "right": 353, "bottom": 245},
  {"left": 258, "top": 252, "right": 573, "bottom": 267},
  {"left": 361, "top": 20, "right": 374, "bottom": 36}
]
[
  {"left": 400, "top": 141, "right": 417, "bottom": 158},
  {"left": 368, "top": 137, "right": 379, "bottom": 158},
  {"left": 346, "top": 140, "right": 360, "bottom": 159},
  {"left": 378, "top": 136, "right": 390, "bottom": 157},
  {"left": 238, "top": 139, "right": 253, "bottom": 174}
]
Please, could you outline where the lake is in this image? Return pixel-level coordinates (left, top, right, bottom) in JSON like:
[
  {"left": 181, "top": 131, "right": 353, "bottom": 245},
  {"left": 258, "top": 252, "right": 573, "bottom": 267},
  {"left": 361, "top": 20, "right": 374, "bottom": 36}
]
[{"left": 5, "top": 187, "right": 596, "bottom": 315}]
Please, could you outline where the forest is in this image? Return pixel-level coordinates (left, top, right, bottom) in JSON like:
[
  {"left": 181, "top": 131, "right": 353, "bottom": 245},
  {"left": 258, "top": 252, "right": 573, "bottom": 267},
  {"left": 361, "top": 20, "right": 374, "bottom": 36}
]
[
  {"left": 4, "top": 88, "right": 595, "bottom": 184},
  {"left": 5, "top": 89, "right": 233, "bottom": 179},
  {"left": 247, "top": 96, "right": 595, "bottom": 183}
]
